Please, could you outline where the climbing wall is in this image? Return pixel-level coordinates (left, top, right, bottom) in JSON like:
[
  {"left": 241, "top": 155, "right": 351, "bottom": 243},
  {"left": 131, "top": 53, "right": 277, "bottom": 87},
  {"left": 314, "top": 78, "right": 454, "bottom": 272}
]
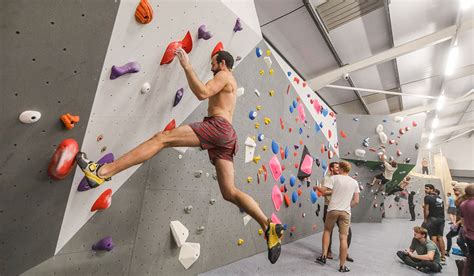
[
  {"left": 384, "top": 173, "right": 444, "bottom": 219},
  {"left": 23, "top": 38, "right": 336, "bottom": 275},
  {"left": 335, "top": 113, "right": 426, "bottom": 222},
  {"left": 0, "top": 1, "right": 120, "bottom": 275}
]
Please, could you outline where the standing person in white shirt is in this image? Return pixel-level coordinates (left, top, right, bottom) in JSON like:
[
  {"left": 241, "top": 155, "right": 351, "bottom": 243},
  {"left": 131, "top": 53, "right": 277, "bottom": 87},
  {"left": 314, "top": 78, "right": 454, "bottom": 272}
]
[
  {"left": 315, "top": 161, "right": 360, "bottom": 273},
  {"left": 371, "top": 154, "right": 397, "bottom": 193}
]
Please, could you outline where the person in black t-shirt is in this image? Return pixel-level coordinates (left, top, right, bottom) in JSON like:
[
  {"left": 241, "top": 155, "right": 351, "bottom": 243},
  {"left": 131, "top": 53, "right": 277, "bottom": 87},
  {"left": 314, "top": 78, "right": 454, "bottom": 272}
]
[
  {"left": 408, "top": 191, "right": 416, "bottom": 221},
  {"left": 423, "top": 184, "right": 446, "bottom": 265}
]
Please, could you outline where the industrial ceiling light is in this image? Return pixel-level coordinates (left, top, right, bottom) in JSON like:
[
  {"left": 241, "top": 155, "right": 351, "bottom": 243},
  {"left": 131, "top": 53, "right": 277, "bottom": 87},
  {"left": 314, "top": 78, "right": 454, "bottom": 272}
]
[
  {"left": 445, "top": 47, "right": 459, "bottom": 76},
  {"left": 426, "top": 142, "right": 432, "bottom": 149},
  {"left": 461, "top": 0, "right": 472, "bottom": 10},
  {"left": 432, "top": 116, "right": 439, "bottom": 129},
  {"left": 429, "top": 132, "right": 434, "bottom": 141},
  {"left": 436, "top": 93, "right": 446, "bottom": 110}
]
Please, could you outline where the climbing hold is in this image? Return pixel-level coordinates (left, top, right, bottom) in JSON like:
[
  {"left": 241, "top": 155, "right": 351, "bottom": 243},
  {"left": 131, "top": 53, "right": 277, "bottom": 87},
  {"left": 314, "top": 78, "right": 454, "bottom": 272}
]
[
  {"left": 254, "top": 89, "right": 261, "bottom": 97},
  {"left": 412, "top": 121, "right": 417, "bottom": 127},
  {"left": 310, "top": 190, "right": 318, "bottom": 204},
  {"left": 248, "top": 110, "right": 257, "bottom": 120},
  {"left": 297, "top": 103, "right": 306, "bottom": 122},
  {"left": 140, "top": 82, "right": 151, "bottom": 94},
  {"left": 236, "top": 87, "right": 245, "bottom": 97},
  {"left": 315, "top": 158, "right": 321, "bottom": 167},
  {"left": 293, "top": 76, "right": 300, "bottom": 84},
  {"left": 211, "top": 41, "right": 224, "bottom": 57},
  {"left": 198, "top": 25, "right": 212, "bottom": 40},
  {"left": 314, "top": 122, "right": 321, "bottom": 133},
  {"left": 405, "top": 157, "right": 411, "bottom": 163},
  {"left": 264, "top": 56, "right": 272, "bottom": 68},
  {"left": 60, "top": 113, "right": 80, "bottom": 130},
  {"left": 389, "top": 139, "right": 395, "bottom": 144},
  {"left": 92, "top": 236, "right": 114, "bottom": 251},
  {"left": 271, "top": 140, "right": 279, "bottom": 154},
  {"left": 179, "top": 242, "right": 200, "bottom": 270},
  {"left": 340, "top": 131, "right": 347, "bottom": 138},
  {"left": 256, "top": 133, "right": 264, "bottom": 142},
  {"left": 415, "top": 143, "right": 419, "bottom": 150},
  {"left": 233, "top": 17, "right": 243, "bottom": 32},
  {"left": 284, "top": 194, "right": 291, "bottom": 207},
  {"left": 321, "top": 160, "right": 327, "bottom": 172},
  {"left": 262, "top": 145, "right": 267, "bottom": 151},
  {"left": 266, "top": 49, "right": 271, "bottom": 56},
  {"left": 279, "top": 175, "right": 285, "bottom": 184},
  {"left": 110, "top": 62, "right": 140, "bottom": 79},
  {"left": 237, "top": 239, "right": 244, "bottom": 246},
  {"left": 269, "top": 90, "right": 275, "bottom": 96},
  {"left": 91, "top": 189, "right": 113, "bottom": 211},
  {"left": 269, "top": 69, "right": 274, "bottom": 75},
  {"left": 243, "top": 214, "right": 252, "bottom": 226},
  {"left": 209, "top": 199, "right": 216, "bottom": 205},
  {"left": 246, "top": 176, "right": 253, "bottom": 183},
  {"left": 363, "top": 141, "right": 369, "bottom": 147},
  {"left": 163, "top": 119, "right": 176, "bottom": 132},
  {"left": 256, "top": 105, "right": 262, "bottom": 111},
  {"left": 161, "top": 31, "right": 193, "bottom": 65},
  {"left": 272, "top": 184, "right": 283, "bottom": 211},
  {"left": 328, "top": 129, "right": 332, "bottom": 139},
  {"left": 396, "top": 150, "right": 402, "bottom": 156},
  {"left": 184, "top": 205, "right": 193, "bottom": 214},
  {"left": 236, "top": 56, "right": 242, "bottom": 61},
  {"left": 269, "top": 155, "right": 282, "bottom": 181},
  {"left": 284, "top": 146, "right": 289, "bottom": 159},
  {"left": 289, "top": 175, "right": 296, "bottom": 187},
  {"left": 173, "top": 88, "right": 184, "bottom": 107},
  {"left": 244, "top": 137, "right": 256, "bottom": 163},
  {"left": 322, "top": 108, "right": 329, "bottom": 117},
  {"left": 258, "top": 229, "right": 264, "bottom": 235},
  {"left": 255, "top": 123, "right": 260, "bottom": 129},
  {"left": 135, "top": 0, "right": 153, "bottom": 24},
  {"left": 259, "top": 69, "right": 264, "bottom": 76},
  {"left": 379, "top": 132, "right": 388, "bottom": 144},
  {"left": 78, "top": 153, "right": 114, "bottom": 192},
  {"left": 399, "top": 128, "right": 405, "bottom": 135},
  {"left": 263, "top": 117, "right": 272, "bottom": 125},
  {"left": 170, "top": 220, "right": 189, "bottom": 248},
  {"left": 289, "top": 105, "right": 294, "bottom": 113},
  {"left": 194, "top": 170, "right": 203, "bottom": 178},
  {"left": 19, "top": 110, "right": 41, "bottom": 124},
  {"left": 376, "top": 124, "right": 383, "bottom": 133},
  {"left": 292, "top": 190, "right": 298, "bottom": 203},
  {"left": 328, "top": 150, "right": 334, "bottom": 159},
  {"left": 256, "top": 47, "right": 263, "bottom": 57},
  {"left": 48, "top": 138, "right": 79, "bottom": 180},
  {"left": 197, "top": 226, "right": 205, "bottom": 233},
  {"left": 394, "top": 116, "right": 404, "bottom": 123}
]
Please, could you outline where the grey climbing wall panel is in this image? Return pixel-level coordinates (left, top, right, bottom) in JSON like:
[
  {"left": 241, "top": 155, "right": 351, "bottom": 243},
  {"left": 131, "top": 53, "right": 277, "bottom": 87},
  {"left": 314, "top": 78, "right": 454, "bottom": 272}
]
[
  {"left": 0, "top": 1, "right": 119, "bottom": 275},
  {"left": 22, "top": 38, "right": 331, "bottom": 275},
  {"left": 384, "top": 173, "right": 444, "bottom": 219}
]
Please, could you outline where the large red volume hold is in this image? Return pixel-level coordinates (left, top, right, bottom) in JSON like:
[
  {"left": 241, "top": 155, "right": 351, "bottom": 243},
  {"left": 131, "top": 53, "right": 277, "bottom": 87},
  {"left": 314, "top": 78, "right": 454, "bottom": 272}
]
[
  {"left": 163, "top": 119, "right": 176, "bottom": 131},
  {"left": 91, "top": 189, "right": 113, "bottom": 211},
  {"left": 48, "top": 138, "right": 79, "bottom": 180},
  {"left": 160, "top": 31, "right": 193, "bottom": 65},
  {"left": 211, "top": 42, "right": 224, "bottom": 57}
]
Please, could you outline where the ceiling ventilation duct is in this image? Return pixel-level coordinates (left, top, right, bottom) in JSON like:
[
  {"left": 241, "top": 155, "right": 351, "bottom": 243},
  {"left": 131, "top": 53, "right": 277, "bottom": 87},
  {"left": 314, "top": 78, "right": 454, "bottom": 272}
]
[{"left": 315, "top": 0, "right": 384, "bottom": 30}]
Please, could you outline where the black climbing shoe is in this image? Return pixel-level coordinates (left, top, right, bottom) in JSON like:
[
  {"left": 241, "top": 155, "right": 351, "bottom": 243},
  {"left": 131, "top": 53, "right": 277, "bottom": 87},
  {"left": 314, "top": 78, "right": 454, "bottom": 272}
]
[
  {"left": 315, "top": 255, "right": 326, "bottom": 265},
  {"left": 76, "top": 152, "right": 110, "bottom": 188},
  {"left": 265, "top": 220, "right": 284, "bottom": 264},
  {"left": 346, "top": 255, "right": 354, "bottom": 262},
  {"left": 339, "top": 266, "right": 350, "bottom": 273},
  {"left": 416, "top": 266, "right": 430, "bottom": 273}
]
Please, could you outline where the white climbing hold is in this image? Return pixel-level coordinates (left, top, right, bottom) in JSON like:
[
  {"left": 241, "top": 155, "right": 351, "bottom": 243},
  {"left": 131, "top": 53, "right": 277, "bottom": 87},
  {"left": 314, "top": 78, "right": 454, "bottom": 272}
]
[
  {"left": 376, "top": 124, "right": 383, "bottom": 133},
  {"left": 209, "top": 198, "right": 216, "bottom": 205},
  {"left": 184, "top": 205, "right": 193, "bottom": 214},
  {"left": 141, "top": 82, "right": 151, "bottom": 94},
  {"left": 243, "top": 214, "right": 252, "bottom": 226},
  {"left": 394, "top": 116, "right": 404, "bottom": 123},
  {"left": 197, "top": 226, "right": 205, "bottom": 233},
  {"left": 244, "top": 137, "right": 256, "bottom": 163},
  {"left": 19, "top": 110, "right": 41, "bottom": 124},
  {"left": 178, "top": 242, "right": 200, "bottom": 270},
  {"left": 170, "top": 221, "right": 189, "bottom": 248},
  {"left": 254, "top": 89, "right": 260, "bottom": 97},
  {"left": 236, "top": 87, "right": 245, "bottom": 97},
  {"left": 378, "top": 132, "right": 388, "bottom": 144},
  {"left": 178, "top": 154, "right": 183, "bottom": 159},
  {"left": 263, "top": 56, "right": 272, "bottom": 68},
  {"left": 194, "top": 170, "right": 203, "bottom": 178},
  {"left": 205, "top": 172, "right": 210, "bottom": 178},
  {"left": 355, "top": 149, "right": 366, "bottom": 157}
]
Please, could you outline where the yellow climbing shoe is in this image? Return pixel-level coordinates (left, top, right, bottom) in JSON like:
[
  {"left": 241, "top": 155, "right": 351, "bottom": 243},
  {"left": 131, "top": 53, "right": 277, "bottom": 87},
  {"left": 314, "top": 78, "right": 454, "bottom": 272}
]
[
  {"left": 265, "top": 220, "right": 284, "bottom": 264},
  {"left": 76, "top": 152, "right": 109, "bottom": 188}
]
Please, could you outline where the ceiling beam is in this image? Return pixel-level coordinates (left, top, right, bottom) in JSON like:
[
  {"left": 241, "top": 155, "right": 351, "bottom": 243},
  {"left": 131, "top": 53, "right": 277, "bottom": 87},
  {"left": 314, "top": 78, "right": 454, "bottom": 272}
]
[
  {"left": 308, "top": 18, "right": 474, "bottom": 90},
  {"left": 303, "top": 0, "right": 371, "bottom": 114},
  {"left": 325, "top": 84, "right": 438, "bottom": 99},
  {"left": 422, "top": 121, "right": 474, "bottom": 137},
  {"left": 392, "top": 91, "right": 474, "bottom": 116}
]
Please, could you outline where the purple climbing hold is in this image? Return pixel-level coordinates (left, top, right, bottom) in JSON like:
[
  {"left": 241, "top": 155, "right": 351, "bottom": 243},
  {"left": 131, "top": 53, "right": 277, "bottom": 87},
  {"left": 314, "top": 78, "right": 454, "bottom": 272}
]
[
  {"left": 198, "top": 25, "right": 212, "bottom": 40},
  {"left": 233, "top": 18, "right": 243, "bottom": 32},
  {"left": 78, "top": 153, "right": 114, "bottom": 192},
  {"left": 110, "top": 62, "right": 140, "bottom": 80},
  {"left": 173, "top": 88, "right": 184, "bottom": 107},
  {"left": 92, "top": 236, "right": 114, "bottom": 251}
]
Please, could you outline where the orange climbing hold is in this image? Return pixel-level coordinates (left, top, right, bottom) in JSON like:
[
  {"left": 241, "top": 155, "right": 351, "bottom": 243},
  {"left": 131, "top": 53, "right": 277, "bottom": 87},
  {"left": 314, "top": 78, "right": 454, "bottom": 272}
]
[
  {"left": 211, "top": 42, "right": 224, "bottom": 57},
  {"left": 297, "top": 189, "right": 302, "bottom": 196},
  {"left": 135, "top": 0, "right": 153, "bottom": 24},
  {"left": 60, "top": 113, "right": 80, "bottom": 130},
  {"left": 91, "top": 189, "right": 113, "bottom": 211},
  {"left": 299, "top": 139, "right": 303, "bottom": 145},
  {"left": 284, "top": 194, "right": 291, "bottom": 207},
  {"left": 48, "top": 138, "right": 79, "bottom": 180}
]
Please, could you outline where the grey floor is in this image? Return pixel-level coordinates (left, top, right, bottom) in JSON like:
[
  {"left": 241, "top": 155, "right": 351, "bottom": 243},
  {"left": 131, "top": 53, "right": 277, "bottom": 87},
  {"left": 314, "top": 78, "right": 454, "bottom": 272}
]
[{"left": 201, "top": 218, "right": 462, "bottom": 276}]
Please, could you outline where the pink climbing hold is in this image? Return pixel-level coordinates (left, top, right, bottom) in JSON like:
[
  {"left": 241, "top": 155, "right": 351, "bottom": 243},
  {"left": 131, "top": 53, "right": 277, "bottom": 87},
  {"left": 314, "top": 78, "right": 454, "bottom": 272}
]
[
  {"left": 91, "top": 189, "right": 113, "bottom": 211},
  {"left": 313, "top": 99, "right": 321, "bottom": 114},
  {"left": 297, "top": 103, "right": 306, "bottom": 122},
  {"left": 269, "top": 155, "right": 282, "bottom": 181},
  {"left": 412, "top": 121, "right": 417, "bottom": 127},
  {"left": 300, "top": 154, "right": 313, "bottom": 175},
  {"left": 271, "top": 185, "right": 283, "bottom": 211},
  {"left": 271, "top": 213, "right": 282, "bottom": 224}
]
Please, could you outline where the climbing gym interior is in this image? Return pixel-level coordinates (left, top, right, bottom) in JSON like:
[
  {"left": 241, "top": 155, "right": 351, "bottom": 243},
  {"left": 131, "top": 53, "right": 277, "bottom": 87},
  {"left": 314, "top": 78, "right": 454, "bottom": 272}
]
[{"left": 1, "top": 0, "right": 473, "bottom": 275}]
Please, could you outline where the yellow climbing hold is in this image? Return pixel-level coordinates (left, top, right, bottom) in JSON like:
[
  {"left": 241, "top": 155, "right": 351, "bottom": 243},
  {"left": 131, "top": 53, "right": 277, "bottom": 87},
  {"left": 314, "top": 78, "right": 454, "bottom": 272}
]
[
  {"left": 255, "top": 123, "right": 260, "bottom": 129},
  {"left": 269, "top": 69, "right": 274, "bottom": 75},
  {"left": 247, "top": 176, "right": 253, "bottom": 183},
  {"left": 238, "top": 239, "right": 244, "bottom": 246},
  {"left": 266, "top": 50, "right": 271, "bottom": 56},
  {"left": 269, "top": 90, "right": 275, "bottom": 96},
  {"left": 258, "top": 229, "right": 263, "bottom": 235},
  {"left": 264, "top": 117, "right": 271, "bottom": 125},
  {"left": 259, "top": 69, "right": 264, "bottom": 76},
  {"left": 258, "top": 168, "right": 263, "bottom": 174},
  {"left": 256, "top": 105, "right": 262, "bottom": 111},
  {"left": 253, "top": 155, "right": 261, "bottom": 164},
  {"left": 252, "top": 136, "right": 256, "bottom": 141},
  {"left": 262, "top": 145, "right": 268, "bottom": 151}
]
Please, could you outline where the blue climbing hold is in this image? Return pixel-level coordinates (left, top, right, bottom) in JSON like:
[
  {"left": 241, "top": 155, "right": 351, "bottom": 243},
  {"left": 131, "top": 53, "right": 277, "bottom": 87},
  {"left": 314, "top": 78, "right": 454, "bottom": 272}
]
[
  {"left": 271, "top": 139, "right": 279, "bottom": 154},
  {"left": 283, "top": 224, "right": 288, "bottom": 230},
  {"left": 256, "top": 47, "right": 263, "bottom": 58},
  {"left": 290, "top": 175, "right": 296, "bottom": 187},
  {"left": 258, "top": 133, "right": 264, "bottom": 141},
  {"left": 322, "top": 108, "right": 329, "bottom": 117},
  {"left": 292, "top": 100, "right": 297, "bottom": 108},
  {"left": 249, "top": 110, "right": 257, "bottom": 120},
  {"left": 310, "top": 190, "right": 318, "bottom": 204},
  {"left": 315, "top": 123, "right": 321, "bottom": 133},
  {"left": 284, "top": 146, "right": 289, "bottom": 159},
  {"left": 287, "top": 72, "right": 292, "bottom": 77},
  {"left": 292, "top": 190, "right": 298, "bottom": 203},
  {"left": 280, "top": 175, "right": 285, "bottom": 184},
  {"left": 299, "top": 128, "right": 303, "bottom": 135},
  {"left": 321, "top": 160, "right": 327, "bottom": 171},
  {"left": 319, "top": 122, "right": 324, "bottom": 129},
  {"left": 289, "top": 105, "right": 294, "bottom": 113}
]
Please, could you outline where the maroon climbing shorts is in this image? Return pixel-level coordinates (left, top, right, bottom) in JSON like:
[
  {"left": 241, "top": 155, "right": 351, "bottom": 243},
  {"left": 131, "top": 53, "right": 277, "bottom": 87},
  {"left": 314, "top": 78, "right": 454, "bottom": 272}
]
[{"left": 189, "top": 116, "right": 238, "bottom": 165}]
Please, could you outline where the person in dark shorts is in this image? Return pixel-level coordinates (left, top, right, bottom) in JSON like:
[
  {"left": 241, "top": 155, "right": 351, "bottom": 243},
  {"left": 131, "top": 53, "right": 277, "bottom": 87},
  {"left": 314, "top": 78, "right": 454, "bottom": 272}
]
[
  {"left": 396, "top": 226, "right": 442, "bottom": 273},
  {"left": 371, "top": 154, "right": 397, "bottom": 193},
  {"left": 408, "top": 191, "right": 416, "bottom": 221},
  {"left": 447, "top": 192, "right": 457, "bottom": 224},
  {"left": 75, "top": 49, "right": 284, "bottom": 264},
  {"left": 423, "top": 184, "right": 446, "bottom": 265}
]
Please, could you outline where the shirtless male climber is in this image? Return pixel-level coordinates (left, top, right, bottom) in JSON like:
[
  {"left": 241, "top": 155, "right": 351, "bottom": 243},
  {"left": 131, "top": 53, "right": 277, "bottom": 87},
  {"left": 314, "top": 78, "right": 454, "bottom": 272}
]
[{"left": 75, "top": 48, "right": 284, "bottom": 264}]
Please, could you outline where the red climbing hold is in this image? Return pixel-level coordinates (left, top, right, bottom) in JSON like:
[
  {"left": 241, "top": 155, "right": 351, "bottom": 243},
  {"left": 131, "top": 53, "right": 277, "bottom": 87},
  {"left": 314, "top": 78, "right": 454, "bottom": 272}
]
[
  {"left": 281, "top": 164, "right": 285, "bottom": 171},
  {"left": 293, "top": 76, "right": 300, "bottom": 84},
  {"left": 211, "top": 42, "right": 224, "bottom": 57},
  {"left": 329, "top": 111, "right": 335, "bottom": 117},
  {"left": 135, "top": 0, "right": 153, "bottom": 24},
  {"left": 284, "top": 194, "right": 290, "bottom": 207},
  {"left": 328, "top": 129, "right": 332, "bottom": 139},
  {"left": 280, "top": 185, "right": 285, "bottom": 193},
  {"left": 48, "top": 138, "right": 79, "bottom": 180},
  {"left": 320, "top": 144, "right": 325, "bottom": 154},
  {"left": 412, "top": 121, "right": 417, "bottom": 127},
  {"left": 340, "top": 130, "right": 347, "bottom": 138},
  {"left": 328, "top": 151, "right": 334, "bottom": 159},
  {"left": 297, "top": 189, "right": 302, "bottom": 196},
  {"left": 163, "top": 119, "right": 176, "bottom": 132},
  {"left": 286, "top": 84, "right": 291, "bottom": 95},
  {"left": 160, "top": 31, "right": 193, "bottom": 65},
  {"left": 91, "top": 189, "right": 113, "bottom": 211},
  {"left": 302, "top": 82, "right": 307, "bottom": 88},
  {"left": 262, "top": 165, "right": 268, "bottom": 182},
  {"left": 294, "top": 163, "right": 299, "bottom": 169}
]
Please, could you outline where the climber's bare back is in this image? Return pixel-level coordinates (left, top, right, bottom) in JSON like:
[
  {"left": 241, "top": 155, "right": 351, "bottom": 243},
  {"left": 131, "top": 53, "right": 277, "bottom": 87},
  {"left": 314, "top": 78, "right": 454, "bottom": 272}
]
[{"left": 207, "top": 71, "right": 237, "bottom": 124}]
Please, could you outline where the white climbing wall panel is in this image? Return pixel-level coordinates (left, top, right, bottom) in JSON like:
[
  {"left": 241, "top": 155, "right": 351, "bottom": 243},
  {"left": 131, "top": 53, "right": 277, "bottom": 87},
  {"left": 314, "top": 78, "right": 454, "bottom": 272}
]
[{"left": 56, "top": 0, "right": 262, "bottom": 253}]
